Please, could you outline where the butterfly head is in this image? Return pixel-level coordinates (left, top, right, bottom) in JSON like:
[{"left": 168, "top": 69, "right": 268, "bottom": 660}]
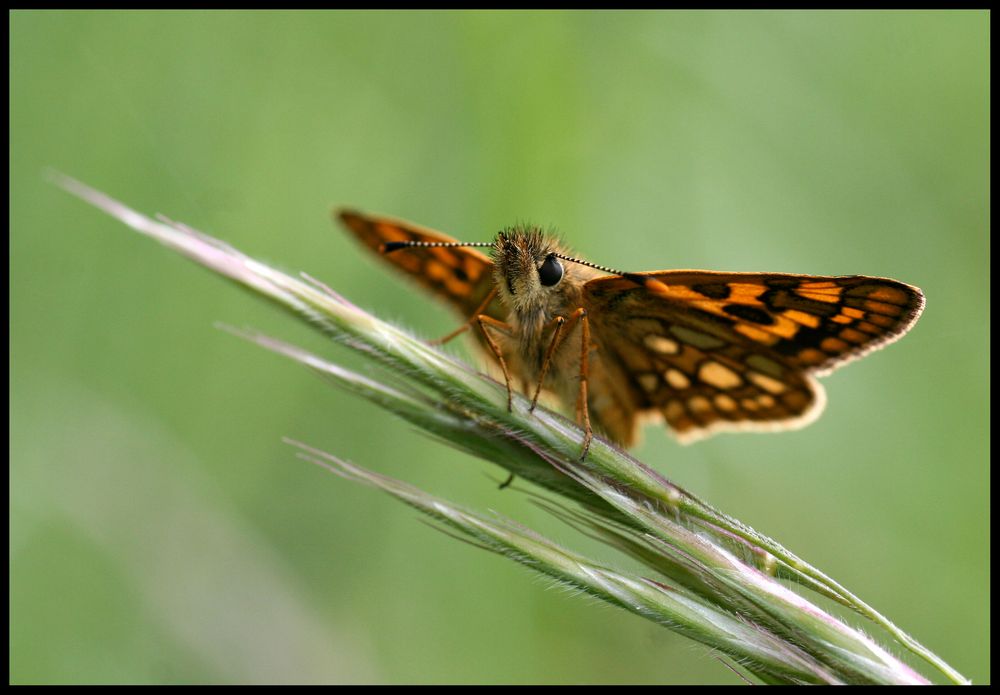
[{"left": 490, "top": 226, "right": 569, "bottom": 313}]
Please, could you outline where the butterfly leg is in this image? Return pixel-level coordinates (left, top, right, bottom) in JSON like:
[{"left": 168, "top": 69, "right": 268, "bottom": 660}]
[
  {"left": 476, "top": 314, "right": 515, "bottom": 412},
  {"left": 525, "top": 309, "right": 593, "bottom": 459},
  {"left": 529, "top": 315, "right": 569, "bottom": 413},
  {"left": 574, "top": 308, "right": 593, "bottom": 461},
  {"left": 429, "top": 287, "right": 499, "bottom": 346}
]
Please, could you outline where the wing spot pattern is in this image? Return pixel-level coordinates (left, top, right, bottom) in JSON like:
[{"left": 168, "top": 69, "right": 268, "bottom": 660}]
[
  {"left": 747, "top": 371, "right": 787, "bottom": 394},
  {"left": 698, "top": 361, "right": 742, "bottom": 389},
  {"left": 689, "top": 396, "right": 712, "bottom": 414},
  {"left": 670, "top": 325, "right": 726, "bottom": 350},
  {"left": 664, "top": 368, "right": 690, "bottom": 390},
  {"left": 715, "top": 394, "right": 738, "bottom": 412},
  {"left": 644, "top": 334, "right": 680, "bottom": 355},
  {"left": 637, "top": 373, "right": 659, "bottom": 393}
]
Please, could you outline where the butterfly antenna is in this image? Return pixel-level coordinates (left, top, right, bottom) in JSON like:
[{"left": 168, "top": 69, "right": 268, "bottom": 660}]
[
  {"left": 382, "top": 240, "right": 493, "bottom": 254},
  {"left": 553, "top": 253, "right": 626, "bottom": 276}
]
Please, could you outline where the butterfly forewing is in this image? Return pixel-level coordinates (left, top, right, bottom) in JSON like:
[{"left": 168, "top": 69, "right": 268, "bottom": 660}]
[
  {"left": 338, "top": 209, "right": 505, "bottom": 321},
  {"left": 583, "top": 271, "right": 924, "bottom": 443}
]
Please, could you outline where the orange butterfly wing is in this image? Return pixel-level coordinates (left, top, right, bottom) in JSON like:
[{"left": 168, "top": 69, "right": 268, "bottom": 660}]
[
  {"left": 583, "top": 271, "right": 924, "bottom": 443},
  {"left": 337, "top": 209, "right": 505, "bottom": 323}
]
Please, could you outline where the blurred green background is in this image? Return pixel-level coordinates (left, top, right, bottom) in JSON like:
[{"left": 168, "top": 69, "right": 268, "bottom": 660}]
[{"left": 10, "top": 10, "right": 989, "bottom": 685}]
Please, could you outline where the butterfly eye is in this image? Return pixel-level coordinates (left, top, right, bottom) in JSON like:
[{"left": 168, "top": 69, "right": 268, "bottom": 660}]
[{"left": 538, "top": 254, "right": 564, "bottom": 287}]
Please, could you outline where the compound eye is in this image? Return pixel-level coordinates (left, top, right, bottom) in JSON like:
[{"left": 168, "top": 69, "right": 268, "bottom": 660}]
[{"left": 537, "top": 254, "right": 564, "bottom": 287}]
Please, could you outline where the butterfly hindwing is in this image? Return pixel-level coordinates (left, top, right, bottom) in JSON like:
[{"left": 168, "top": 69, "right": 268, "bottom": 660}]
[{"left": 583, "top": 271, "right": 924, "bottom": 443}]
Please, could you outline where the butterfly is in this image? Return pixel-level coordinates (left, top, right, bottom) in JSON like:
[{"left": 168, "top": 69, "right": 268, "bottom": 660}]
[{"left": 337, "top": 209, "right": 924, "bottom": 457}]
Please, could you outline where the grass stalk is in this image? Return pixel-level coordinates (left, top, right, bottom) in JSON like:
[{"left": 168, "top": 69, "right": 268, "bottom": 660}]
[{"left": 53, "top": 172, "right": 966, "bottom": 685}]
